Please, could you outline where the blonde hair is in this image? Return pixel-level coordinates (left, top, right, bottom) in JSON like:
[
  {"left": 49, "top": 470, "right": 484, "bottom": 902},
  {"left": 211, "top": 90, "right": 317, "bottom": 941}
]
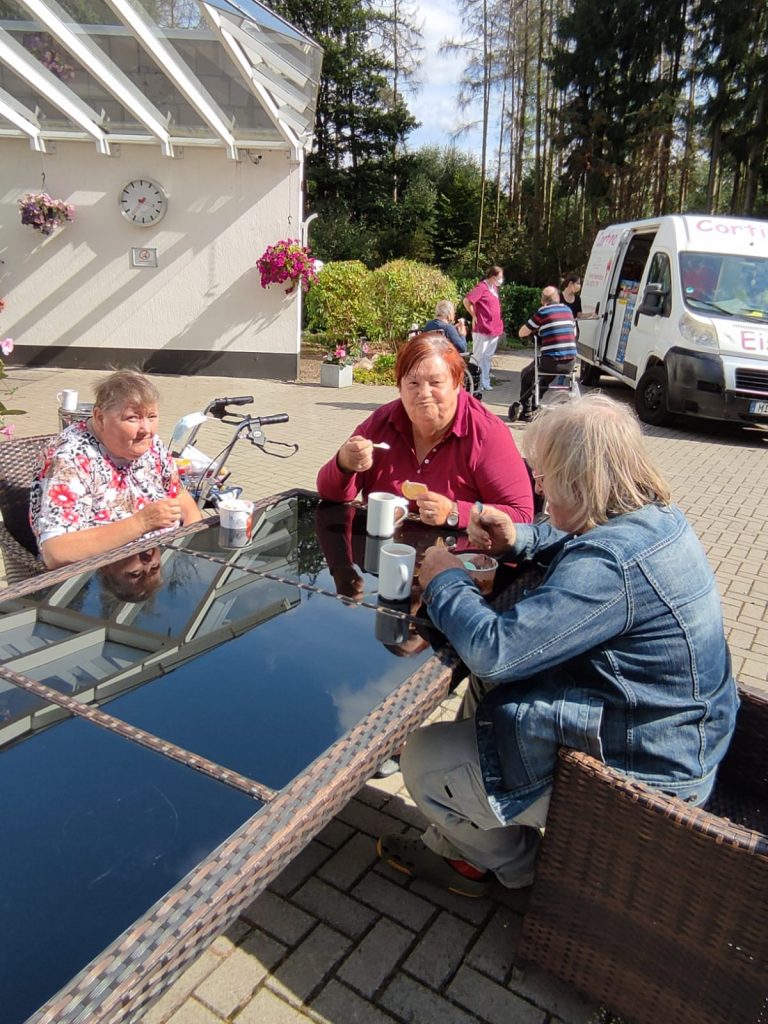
[
  {"left": 94, "top": 369, "right": 159, "bottom": 412},
  {"left": 523, "top": 394, "right": 671, "bottom": 533}
]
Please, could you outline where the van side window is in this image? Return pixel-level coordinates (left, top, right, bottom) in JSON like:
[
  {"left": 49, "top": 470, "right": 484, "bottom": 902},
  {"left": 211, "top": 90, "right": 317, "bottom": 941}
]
[{"left": 647, "top": 253, "right": 672, "bottom": 317}]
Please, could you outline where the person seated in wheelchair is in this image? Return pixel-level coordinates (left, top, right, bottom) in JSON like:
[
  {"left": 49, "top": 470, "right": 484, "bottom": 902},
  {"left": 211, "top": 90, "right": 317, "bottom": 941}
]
[
  {"left": 421, "top": 299, "right": 468, "bottom": 354},
  {"left": 517, "top": 286, "right": 577, "bottom": 421}
]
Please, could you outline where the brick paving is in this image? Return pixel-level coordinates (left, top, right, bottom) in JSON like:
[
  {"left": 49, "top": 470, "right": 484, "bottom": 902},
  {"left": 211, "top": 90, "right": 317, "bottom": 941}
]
[{"left": 4, "top": 352, "right": 766, "bottom": 1024}]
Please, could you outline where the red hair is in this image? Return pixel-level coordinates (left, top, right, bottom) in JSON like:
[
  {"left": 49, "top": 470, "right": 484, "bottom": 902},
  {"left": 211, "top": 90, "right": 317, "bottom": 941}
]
[{"left": 396, "top": 333, "right": 465, "bottom": 388}]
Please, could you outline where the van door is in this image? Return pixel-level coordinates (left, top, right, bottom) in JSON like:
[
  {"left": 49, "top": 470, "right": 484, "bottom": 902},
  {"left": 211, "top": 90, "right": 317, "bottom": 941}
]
[{"left": 595, "top": 230, "right": 657, "bottom": 381}]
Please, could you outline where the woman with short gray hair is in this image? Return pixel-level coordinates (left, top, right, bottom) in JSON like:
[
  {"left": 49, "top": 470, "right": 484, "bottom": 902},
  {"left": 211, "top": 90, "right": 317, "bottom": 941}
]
[
  {"left": 377, "top": 394, "right": 738, "bottom": 897},
  {"left": 421, "top": 299, "right": 468, "bottom": 353}
]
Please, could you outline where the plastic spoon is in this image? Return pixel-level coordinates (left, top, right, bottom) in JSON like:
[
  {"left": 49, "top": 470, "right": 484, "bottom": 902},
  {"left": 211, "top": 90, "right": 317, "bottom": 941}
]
[{"left": 371, "top": 442, "right": 391, "bottom": 450}]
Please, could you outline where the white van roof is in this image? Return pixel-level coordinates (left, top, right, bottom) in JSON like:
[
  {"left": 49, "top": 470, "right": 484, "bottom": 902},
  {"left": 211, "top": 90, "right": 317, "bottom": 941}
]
[{"left": 593, "top": 214, "right": 768, "bottom": 257}]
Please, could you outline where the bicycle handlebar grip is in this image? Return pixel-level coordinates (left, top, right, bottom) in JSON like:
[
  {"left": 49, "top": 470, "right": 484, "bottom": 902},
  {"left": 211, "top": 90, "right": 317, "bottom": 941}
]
[
  {"left": 223, "top": 395, "right": 253, "bottom": 406},
  {"left": 256, "top": 414, "right": 290, "bottom": 425}
]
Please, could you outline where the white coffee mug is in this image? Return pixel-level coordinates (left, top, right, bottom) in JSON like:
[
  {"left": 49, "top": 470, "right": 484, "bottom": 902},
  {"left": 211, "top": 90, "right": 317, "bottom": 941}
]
[
  {"left": 378, "top": 543, "right": 416, "bottom": 601},
  {"left": 366, "top": 491, "right": 408, "bottom": 538},
  {"left": 57, "top": 389, "right": 78, "bottom": 412},
  {"left": 218, "top": 498, "right": 255, "bottom": 549}
]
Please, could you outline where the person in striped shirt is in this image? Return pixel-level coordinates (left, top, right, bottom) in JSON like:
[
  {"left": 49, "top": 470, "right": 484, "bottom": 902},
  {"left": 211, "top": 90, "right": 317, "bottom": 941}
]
[{"left": 517, "top": 286, "right": 577, "bottom": 420}]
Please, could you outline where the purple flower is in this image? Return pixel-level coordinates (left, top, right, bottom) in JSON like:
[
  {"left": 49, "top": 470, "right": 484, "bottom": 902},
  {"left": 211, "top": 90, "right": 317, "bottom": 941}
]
[
  {"left": 0, "top": 424, "right": 16, "bottom": 440},
  {"left": 0, "top": 338, "right": 13, "bottom": 356}
]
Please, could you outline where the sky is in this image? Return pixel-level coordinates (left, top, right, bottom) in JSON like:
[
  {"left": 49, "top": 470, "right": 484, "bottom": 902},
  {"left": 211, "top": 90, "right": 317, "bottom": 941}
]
[{"left": 403, "top": 0, "right": 484, "bottom": 157}]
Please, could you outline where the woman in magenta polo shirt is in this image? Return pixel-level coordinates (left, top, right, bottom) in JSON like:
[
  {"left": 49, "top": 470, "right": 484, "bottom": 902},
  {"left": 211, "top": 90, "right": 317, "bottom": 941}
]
[
  {"left": 463, "top": 265, "right": 505, "bottom": 392},
  {"left": 317, "top": 333, "right": 533, "bottom": 528}
]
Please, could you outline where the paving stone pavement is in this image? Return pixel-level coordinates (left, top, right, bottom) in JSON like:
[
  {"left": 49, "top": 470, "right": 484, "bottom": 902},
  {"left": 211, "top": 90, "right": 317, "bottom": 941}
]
[{"left": 5, "top": 352, "right": 767, "bottom": 1024}]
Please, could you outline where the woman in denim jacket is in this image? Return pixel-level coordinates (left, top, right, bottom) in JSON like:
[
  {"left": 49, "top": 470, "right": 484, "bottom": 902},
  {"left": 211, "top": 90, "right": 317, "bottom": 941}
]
[{"left": 377, "top": 394, "right": 739, "bottom": 897}]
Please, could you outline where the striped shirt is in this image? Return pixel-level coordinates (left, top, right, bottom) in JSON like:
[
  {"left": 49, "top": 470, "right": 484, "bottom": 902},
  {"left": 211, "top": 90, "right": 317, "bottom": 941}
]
[{"left": 526, "top": 303, "right": 577, "bottom": 359}]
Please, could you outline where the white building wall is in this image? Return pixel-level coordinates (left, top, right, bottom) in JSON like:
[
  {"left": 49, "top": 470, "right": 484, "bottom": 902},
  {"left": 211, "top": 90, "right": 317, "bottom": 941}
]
[{"left": 0, "top": 139, "right": 303, "bottom": 378}]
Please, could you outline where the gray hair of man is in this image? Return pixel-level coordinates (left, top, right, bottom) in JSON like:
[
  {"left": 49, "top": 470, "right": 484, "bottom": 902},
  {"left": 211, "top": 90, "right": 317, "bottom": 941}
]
[
  {"left": 541, "top": 285, "right": 561, "bottom": 306},
  {"left": 94, "top": 369, "right": 160, "bottom": 413},
  {"left": 523, "top": 393, "right": 672, "bottom": 534},
  {"left": 434, "top": 299, "right": 456, "bottom": 321}
]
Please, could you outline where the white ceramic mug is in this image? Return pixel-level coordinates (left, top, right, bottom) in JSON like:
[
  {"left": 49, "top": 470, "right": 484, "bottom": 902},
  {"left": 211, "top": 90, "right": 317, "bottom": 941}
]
[
  {"left": 377, "top": 543, "right": 416, "bottom": 601},
  {"left": 366, "top": 491, "right": 408, "bottom": 538},
  {"left": 57, "top": 389, "right": 78, "bottom": 412},
  {"left": 218, "top": 498, "right": 255, "bottom": 549}
]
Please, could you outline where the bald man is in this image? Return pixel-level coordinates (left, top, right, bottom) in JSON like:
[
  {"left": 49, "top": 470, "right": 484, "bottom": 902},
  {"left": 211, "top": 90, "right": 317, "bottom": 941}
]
[{"left": 517, "top": 287, "right": 577, "bottom": 420}]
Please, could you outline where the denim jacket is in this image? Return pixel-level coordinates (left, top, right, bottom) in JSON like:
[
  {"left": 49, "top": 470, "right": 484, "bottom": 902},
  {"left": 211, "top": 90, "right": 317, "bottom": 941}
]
[{"left": 424, "top": 504, "right": 739, "bottom": 823}]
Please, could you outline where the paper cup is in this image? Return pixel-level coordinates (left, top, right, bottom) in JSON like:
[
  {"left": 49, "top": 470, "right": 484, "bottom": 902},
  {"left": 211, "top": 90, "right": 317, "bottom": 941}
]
[
  {"left": 461, "top": 553, "right": 499, "bottom": 595},
  {"left": 218, "top": 498, "right": 254, "bottom": 548}
]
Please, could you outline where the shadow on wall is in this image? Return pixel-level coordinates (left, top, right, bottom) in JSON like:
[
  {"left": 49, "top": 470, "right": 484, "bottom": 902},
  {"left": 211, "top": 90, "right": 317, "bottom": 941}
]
[{"left": 9, "top": 191, "right": 284, "bottom": 362}]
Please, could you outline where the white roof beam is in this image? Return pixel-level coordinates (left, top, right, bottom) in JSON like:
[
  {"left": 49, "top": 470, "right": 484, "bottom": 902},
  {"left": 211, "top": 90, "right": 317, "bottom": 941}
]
[
  {"left": 15, "top": 0, "right": 175, "bottom": 156},
  {"left": 219, "top": 18, "right": 310, "bottom": 91},
  {"left": 102, "top": 0, "right": 240, "bottom": 160},
  {"left": 0, "top": 87, "right": 49, "bottom": 151},
  {"left": 0, "top": 27, "right": 111, "bottom": 154},
  {"left": 202, "top": 3, "right": 302, "bottom": 157}
]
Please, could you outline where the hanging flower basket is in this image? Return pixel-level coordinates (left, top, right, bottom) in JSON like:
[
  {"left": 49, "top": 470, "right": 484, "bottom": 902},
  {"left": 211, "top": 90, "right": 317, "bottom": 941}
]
[
  {"left": 256, "top": 238, "right": 318, "bottom": 294},
  {"left": 19, "top": 191, "right": 75, "bottom": 235}
]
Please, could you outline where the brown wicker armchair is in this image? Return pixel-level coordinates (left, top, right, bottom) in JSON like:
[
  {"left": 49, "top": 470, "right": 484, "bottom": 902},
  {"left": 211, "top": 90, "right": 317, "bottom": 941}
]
[
  {"left": 515, "top": 688, "right": 767, "bottom": 1024},
  {"left": 0, "top": 433, "right": 54, "bottom": 584}
]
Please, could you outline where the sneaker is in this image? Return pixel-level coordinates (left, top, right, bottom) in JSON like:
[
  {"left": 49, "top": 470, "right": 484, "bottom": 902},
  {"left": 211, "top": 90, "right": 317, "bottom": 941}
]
[
  {"left": 376, "top": 833, "right": 493, "bottom": 897},
  {"left": 482, "top": 384, "right": 493, "bottom": 392}
]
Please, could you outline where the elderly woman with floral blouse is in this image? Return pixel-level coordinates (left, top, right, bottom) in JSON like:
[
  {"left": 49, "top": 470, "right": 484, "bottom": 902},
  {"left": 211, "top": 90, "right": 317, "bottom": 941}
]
[{"left": 30, "top": 370, "right": 201, "bottom": 569}]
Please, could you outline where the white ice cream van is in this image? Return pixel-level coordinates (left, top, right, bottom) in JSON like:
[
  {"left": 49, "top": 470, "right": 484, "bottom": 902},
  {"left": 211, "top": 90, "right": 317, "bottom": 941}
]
[{"left": 577, "top": 214, "right": 768, "bottom": 425}]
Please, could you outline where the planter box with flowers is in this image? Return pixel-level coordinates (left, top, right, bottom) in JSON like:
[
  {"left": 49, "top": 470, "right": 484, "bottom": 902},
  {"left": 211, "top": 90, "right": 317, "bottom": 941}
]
[
  {"left": 256, "top": 238, "right": 318, "bottom": 295},
  {"left": 18, "top": 192, "right": 75, "bottom": 235},
  {"left": 320, "top": 341, "right": 369, "bottom": 388}
]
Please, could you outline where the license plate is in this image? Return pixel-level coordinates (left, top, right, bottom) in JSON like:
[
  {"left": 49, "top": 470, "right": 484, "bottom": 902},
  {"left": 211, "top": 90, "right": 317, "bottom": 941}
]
[{"left": 749, "top": 399, "right": 768, "bottom": 415}]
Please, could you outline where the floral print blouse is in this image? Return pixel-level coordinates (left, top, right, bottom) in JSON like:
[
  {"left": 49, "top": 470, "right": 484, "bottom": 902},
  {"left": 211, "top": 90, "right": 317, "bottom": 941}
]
[{"left": 30, "top": 421, "right": 181, "bottom": 547}]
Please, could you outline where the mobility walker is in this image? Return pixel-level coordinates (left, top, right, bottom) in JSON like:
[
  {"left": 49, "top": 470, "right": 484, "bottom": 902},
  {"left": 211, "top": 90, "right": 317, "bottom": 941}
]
[{"left": 508, "top": 335, "right": 581, "bottom": 421}]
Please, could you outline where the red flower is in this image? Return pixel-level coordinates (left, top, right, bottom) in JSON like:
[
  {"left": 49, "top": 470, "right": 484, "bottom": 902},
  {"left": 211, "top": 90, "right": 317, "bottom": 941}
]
[
  {"left": 49, "top": 483, "right": 75, "bottom": 507},
  {"left": 76, "top": 454, "right": 91, "bottom": 473},
  {"left": 94, "top": 509, "right": 111, "bottom": 521},
  {"left": 167, "top": 481, "right": 179, "bottom": 497},
  {"left": 62, "top": 509, "right": 79, "bottom": 524},
  {"left": 134, "top": 496, "right": 146, "bottom": 511}
]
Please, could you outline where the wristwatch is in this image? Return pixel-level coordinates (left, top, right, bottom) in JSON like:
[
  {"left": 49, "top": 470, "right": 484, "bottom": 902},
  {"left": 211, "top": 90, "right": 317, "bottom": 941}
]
[{"left": 446, "top": 502, "right": 459, "bottom": 528}]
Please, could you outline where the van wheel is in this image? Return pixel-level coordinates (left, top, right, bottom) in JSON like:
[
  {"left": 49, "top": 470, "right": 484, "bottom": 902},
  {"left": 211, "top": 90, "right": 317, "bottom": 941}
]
[
  {"left": 635, "top": 366, "right": 672, "bottom": 426},
  {"left": 579, "top": 361, "right": 602, "bottom": 386}
]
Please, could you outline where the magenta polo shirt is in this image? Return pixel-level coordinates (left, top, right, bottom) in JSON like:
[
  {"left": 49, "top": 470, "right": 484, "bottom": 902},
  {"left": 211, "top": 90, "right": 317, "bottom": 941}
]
[
  {"left": 316, "top": 389, "right": 534, "bottom": 526},
  {"left": 465, "top": 280, "right": 504, "bottom": 336}
]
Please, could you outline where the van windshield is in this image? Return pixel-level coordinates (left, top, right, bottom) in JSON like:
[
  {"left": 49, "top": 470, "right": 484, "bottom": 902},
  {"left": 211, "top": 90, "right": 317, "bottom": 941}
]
[{"left": 680, "top": 253, "right": 768, "bottom": 321}]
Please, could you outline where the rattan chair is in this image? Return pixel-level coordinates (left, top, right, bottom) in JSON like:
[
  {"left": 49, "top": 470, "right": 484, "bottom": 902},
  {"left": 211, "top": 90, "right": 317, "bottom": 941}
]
[
  {"left": 0, "top": 433, "right": 54, "bottom": 584},
  {"left": 515, "top": 688, "right": 767, "bottom": 1024}
]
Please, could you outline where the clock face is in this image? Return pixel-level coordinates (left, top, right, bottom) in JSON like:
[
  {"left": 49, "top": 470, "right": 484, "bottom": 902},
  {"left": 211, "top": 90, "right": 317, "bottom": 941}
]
[{"left": 119, "top": 178, "right": 168, "bottom": 226}]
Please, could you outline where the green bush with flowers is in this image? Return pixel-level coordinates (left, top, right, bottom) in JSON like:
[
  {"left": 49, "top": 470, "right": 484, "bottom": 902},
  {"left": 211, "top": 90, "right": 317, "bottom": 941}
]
[
  {"left": 367, "top": 260, "right": 459, "bottom": 350},
  {"left": 256, "top": 238, "right": 317, "bottom": 294},
  {"left": 305, "top": 260, "right": 375, "bottom": 343}
]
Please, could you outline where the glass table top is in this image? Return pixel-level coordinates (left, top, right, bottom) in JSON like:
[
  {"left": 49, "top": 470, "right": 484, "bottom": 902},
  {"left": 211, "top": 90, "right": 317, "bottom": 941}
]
[{"left": 0, "top": 491, "right": 455, "bottom": 1023}]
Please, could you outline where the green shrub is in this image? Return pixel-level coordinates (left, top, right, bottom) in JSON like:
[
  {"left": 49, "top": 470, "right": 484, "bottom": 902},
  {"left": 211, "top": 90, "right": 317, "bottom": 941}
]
[
  {"left": 304, "top": 261, "right": 374, "bottom": 342},
  {"left": 501, "top": 283, "right": 541, "bottom": 335},
  {"left": 353, "top": 352, "right": 397, "bottom": 386},
  {"left": 367, "top": 260, "right": 459, "bottom": 349}
]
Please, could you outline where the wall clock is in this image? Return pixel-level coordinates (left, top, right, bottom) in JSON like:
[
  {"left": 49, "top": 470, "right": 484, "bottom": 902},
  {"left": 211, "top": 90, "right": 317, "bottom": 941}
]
[{"left": 119, "top": 178, "right": 168, "bottom": 226}]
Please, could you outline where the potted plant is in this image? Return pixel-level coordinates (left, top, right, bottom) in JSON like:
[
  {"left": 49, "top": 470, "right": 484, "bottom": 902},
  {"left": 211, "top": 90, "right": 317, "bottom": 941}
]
[
  {"left": 18, "top": 192, "right": 75, "bottom": 235},
  {"left": 256, "top": 238, "right": 318, "bottom": 294},
  {"left": 320, "top": 340, "right": 369, "bottom": 388}
]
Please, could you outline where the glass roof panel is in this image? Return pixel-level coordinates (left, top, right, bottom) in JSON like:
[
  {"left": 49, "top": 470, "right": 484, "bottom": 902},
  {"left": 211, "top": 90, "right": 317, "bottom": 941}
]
[{"left": 0, "top": 0, "right": 320, "bottom": 148}]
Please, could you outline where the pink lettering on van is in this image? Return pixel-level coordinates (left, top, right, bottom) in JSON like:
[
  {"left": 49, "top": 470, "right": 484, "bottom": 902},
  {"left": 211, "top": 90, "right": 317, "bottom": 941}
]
[
  {"left": 741, "top": 331, "right": 768, "bottom": 352},
  {"left": 697, "top": 218, "right": 768, "bottom": 239}
]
